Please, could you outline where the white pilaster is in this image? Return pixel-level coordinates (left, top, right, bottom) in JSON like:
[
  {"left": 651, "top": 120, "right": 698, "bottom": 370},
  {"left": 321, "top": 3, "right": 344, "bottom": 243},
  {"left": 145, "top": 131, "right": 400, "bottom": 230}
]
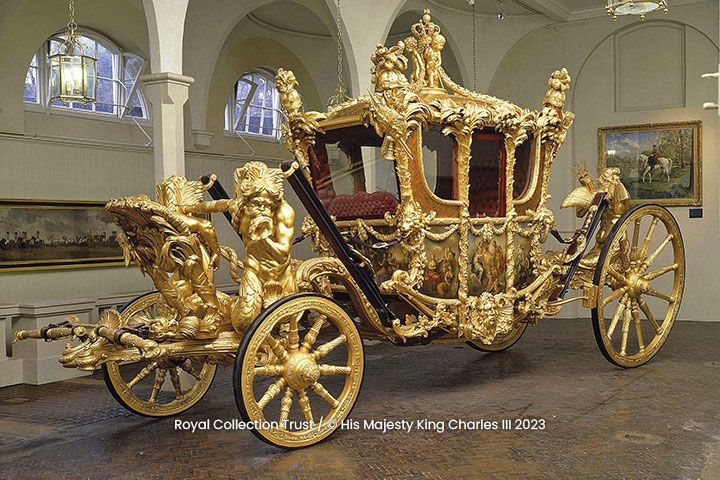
[
  {"left": 0, "top": 305, "right": 23, "bottom": 387},
  {"left": 142, "top": 72, "right": 194, "bottom": 182}
]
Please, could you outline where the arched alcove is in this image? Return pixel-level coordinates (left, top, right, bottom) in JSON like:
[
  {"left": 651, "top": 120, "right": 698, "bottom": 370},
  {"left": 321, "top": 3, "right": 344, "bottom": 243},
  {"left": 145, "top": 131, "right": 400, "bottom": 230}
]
[
  {"left": 0, "top": 0, "right": 149, "bottom": 133},
  {"left": 488, "top": 8, "right": 719, "bottom": 322},
  {"left": 184, "top": 0, "right": 355, "bottom": 132}
]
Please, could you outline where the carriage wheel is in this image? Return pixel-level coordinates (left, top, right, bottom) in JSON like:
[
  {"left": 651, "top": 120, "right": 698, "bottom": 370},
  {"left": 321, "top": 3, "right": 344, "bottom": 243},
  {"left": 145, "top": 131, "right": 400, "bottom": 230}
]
[
  {"left": 466, "top": 321, "right": 528, "bottom": 352},
  {"left": 234, "top": 293, "right": 364, "bottom": 448},
  {"left": 103, "top": 292, "right": 217, "bottom": 417},
  {"left": 591, "top": 205, "right": 685, "bottom": 368}
]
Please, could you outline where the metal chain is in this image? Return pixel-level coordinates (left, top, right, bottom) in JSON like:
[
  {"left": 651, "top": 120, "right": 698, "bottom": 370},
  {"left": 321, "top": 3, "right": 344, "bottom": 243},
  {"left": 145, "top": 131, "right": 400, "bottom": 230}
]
[
  {"left": 327, "top": 0, "right": 350, "bottom": 107},
  {"left": 67, "top": 0, "right": 77, "bottom": 36},
  {"left": 335, "top": 0, "right": 343, "bottom": 90},
  {"left": 472, "top": 0, "right": 476, "bottom": 91}
]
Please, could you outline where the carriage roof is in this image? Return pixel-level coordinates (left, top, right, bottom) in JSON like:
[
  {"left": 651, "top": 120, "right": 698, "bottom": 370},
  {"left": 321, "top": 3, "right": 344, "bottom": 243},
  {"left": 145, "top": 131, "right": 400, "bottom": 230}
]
[{"left": 277, "top": 9, "right": 575, "bottom": 222}]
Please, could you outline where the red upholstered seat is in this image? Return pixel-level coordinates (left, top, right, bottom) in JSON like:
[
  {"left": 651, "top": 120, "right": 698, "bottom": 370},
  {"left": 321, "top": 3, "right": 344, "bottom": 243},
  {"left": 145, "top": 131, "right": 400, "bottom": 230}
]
[{"left": 325, "top": 191, "right": 398, "bottom": 220}]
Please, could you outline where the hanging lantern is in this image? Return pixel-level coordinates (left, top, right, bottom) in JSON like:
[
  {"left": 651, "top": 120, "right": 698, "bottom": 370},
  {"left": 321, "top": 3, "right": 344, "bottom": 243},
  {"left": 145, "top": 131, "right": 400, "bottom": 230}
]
[{"left": 49, "top": 0, "right": 96, "bottom": 104}]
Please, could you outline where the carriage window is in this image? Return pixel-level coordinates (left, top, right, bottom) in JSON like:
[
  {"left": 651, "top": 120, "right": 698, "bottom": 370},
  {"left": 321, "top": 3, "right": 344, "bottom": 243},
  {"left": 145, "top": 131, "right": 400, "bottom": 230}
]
[
  {"left": 513, "top": 135, "right": 535, "bottom": 199},
  {"left": 422, "top": 125, "right": 457, "bottom": 200},
  {"left": 469, "top": 131, "right": 505, "bottom": 217},
  {"left": 309, "top": 126, "right": 399, "bottom": 220}
]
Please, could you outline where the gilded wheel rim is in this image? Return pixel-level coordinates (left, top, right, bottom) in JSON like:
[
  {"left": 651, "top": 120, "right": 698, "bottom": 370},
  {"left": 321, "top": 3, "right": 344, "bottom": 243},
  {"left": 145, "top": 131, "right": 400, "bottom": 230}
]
[
  {"left": 104, "top": 292, "right": 217, "bottom": 417},
  {"left": 238, "top": 295, "right": 364, "bottom": 448},
  {"left": 594, "top": 205, "right": 684, "bottom": 367}
]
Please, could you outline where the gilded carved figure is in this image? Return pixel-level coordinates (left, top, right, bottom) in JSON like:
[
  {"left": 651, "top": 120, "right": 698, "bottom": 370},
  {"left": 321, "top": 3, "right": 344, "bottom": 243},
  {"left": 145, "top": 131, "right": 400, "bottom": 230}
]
[
  {"left": 405, "top": 9, "right": 446, "bottom": 88},
  {"left": 181, "top": 161, "right": 297, "bottom": 332}
]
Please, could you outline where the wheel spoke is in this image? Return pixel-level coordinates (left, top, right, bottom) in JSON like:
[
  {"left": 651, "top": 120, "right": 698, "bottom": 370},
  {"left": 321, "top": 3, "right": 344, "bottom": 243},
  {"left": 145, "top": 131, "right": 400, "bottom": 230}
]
[
  {"left": 287, "top": 312, "right": 303, "bottom": 351},
  {"left": 319, "top": 364, "right": 352, "bottom": 375},
  {"left": 297, "top": 389, "right": 314, "bottom": 425},
  {"left": 644, "top": 263, "right": 678, "bottom": 281},
  {"left": 312, "top": 335, "right": 347, "bottom": 359},
  {"left": 645, "top": 288, "right": 674, "bottom": 303},
  {"left": 257, "top": 378, "right": 286, "bottom": 409},
  {"left": 149, "top": 368, "right": 167, "bottom": 403},
  {"left": 169, "top": 368, "right": 184, "bottom": 397},
  {"left": 607, "top": 296, "right": 627, "bottom": 340},
  {"left": 603, "top": 286, "right": 627, "bottom": 307},
  {"left": 179, "top": 360, "right": 201, "bottom": 379},
  {"left": 630, "top": 217, "right": 642, "bottom": 260},
  {"left": 639, "top": 217, "right": 660, "bottom": 259},
  {"left": 631, "top": 300, "right": 645, "bottom": 352},
  {"left": 642, "top": 234, "right": 673, "bottom": 270},
  {"left": 279, "top": 388, "right": 293, "bottom": 428},
  {"left": 311, "top": 382, "right": 340, "bottom": 409},
  {"left": 620, "top": 305, "right": 632, "bottom": 356},
  {"left": 637, "top": 298, "right": 660, "bottom": 333},
  {"left": 264, "top": 335, "right": 289, "bottom": 362},
  {"left": 126, "top": 361, "right": 158, "bottom": 389},
  {"left": 619, "top": 233, "right": 631, "bottom": 271},
  {"left": 301, "top": 315, "right": 326, "bottom": 352},
  {"left": 254, "top": 365, "right": 285, "bottom": 377},
  {"left": 607, "top": 265, "right": 627, "bottom": 285}
]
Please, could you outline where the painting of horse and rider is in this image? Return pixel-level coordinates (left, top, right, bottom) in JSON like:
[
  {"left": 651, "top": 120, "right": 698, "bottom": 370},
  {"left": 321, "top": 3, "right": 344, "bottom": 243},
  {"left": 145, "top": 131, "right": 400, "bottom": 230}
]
[{"left": 599, "top": 121, "right": 702, "bottom": 206}]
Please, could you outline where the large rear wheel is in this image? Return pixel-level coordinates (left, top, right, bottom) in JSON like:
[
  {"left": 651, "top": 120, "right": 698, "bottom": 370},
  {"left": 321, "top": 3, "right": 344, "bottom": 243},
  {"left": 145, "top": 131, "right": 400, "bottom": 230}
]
[{"left": 591, "top": 205, "right": 685, "bottom": 368}]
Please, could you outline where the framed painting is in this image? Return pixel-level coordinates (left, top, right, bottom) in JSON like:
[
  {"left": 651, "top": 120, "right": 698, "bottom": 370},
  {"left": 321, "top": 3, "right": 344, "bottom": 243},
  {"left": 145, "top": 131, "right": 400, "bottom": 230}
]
[
  {"left": 598, "top": 121, "right": 702, "bottom": 206},
  {"left": 0, "top": 199, "right": 124, "bottom": 272}
]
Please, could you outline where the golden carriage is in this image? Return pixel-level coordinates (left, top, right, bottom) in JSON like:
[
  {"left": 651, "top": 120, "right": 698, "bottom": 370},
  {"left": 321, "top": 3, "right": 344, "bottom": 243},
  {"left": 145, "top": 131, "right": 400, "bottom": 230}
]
[{"left": 16, "top": 10, "right": 685, "bottom": 448}]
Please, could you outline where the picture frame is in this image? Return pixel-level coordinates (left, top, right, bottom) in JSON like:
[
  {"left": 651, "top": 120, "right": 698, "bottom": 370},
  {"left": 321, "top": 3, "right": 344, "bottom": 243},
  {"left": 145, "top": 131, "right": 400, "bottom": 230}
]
[
  {"left": 0, "top": 199, "right": 124, "bottom": 272},
  {"left": 598, "top": 121, "right": 702, "bottom": 206}
]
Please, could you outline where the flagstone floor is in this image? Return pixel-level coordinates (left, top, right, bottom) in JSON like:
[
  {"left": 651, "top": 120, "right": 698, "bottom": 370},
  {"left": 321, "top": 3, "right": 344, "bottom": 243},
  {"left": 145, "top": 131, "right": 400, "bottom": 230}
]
[{"left": 1, "top": 319, "right": 719, "bottom": 479}]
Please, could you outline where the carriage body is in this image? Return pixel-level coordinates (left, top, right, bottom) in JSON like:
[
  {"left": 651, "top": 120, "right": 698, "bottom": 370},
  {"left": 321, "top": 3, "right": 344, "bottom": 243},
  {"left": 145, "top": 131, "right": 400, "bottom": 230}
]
[
  {"left": 301, "top": 104, "right": 550, "bottom": 345},
  {"left": 14, "top": 9, "right": 686, "bottom": 450}
]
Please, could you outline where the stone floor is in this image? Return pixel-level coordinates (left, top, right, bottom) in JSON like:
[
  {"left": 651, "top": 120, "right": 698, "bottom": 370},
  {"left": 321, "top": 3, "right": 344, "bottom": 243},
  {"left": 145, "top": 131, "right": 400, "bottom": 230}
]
[{"left": 1, "top": 319, "right": 719, "bottom": 480}]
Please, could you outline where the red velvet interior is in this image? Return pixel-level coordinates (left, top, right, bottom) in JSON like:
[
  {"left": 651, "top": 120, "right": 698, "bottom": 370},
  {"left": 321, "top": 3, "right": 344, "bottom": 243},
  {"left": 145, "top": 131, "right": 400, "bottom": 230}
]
[{"left": 309, "top": 127, "right": 400, "bottom": 220}]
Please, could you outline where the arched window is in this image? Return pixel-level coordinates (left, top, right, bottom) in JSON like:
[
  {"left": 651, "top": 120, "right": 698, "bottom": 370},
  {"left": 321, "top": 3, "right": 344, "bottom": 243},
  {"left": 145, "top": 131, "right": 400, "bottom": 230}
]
[
  {"left": 225, "top": 72, "right": 282, "bottom": 139},
  {"left": 24, "top": 31, "right": 148, "bottom": 119}
]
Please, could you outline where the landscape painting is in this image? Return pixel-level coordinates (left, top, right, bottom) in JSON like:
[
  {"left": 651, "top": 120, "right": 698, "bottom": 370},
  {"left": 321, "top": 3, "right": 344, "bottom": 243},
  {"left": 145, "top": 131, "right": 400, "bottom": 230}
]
[
  {"left": 0, "top": 200, "right": 123, "bottom": 271},
  {"left": 598, "top": 121, "right": 702, "bottom": 206}
]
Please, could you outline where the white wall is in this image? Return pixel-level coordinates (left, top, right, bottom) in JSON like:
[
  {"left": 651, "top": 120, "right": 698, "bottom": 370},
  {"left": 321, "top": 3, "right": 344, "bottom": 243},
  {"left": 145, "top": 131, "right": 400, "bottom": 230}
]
[
  {"left": 1, "top": 0, "right": 718, "bottom": 324},
  {"left": 490, "top": 2, "right": 719, "bottom": 320}
]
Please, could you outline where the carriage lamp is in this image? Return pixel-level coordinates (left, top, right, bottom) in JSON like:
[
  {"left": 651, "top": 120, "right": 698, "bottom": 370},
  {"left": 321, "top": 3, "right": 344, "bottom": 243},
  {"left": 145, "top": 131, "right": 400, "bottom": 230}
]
[
  {"left": 606, "top": 0, "right": 669, "bottom": 20},
  {"left": 49, "top": 0, "right": 96, "bottom": 104}
]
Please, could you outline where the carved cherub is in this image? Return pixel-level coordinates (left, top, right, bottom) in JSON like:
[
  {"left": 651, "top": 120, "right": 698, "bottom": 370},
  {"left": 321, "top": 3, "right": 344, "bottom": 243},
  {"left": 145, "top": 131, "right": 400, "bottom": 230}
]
[
  {"left": 404, "top": 9, "right": 446, "bottom": 89},
  {"left": 543, "top": 68, "right": 572, "bottom": 111}
]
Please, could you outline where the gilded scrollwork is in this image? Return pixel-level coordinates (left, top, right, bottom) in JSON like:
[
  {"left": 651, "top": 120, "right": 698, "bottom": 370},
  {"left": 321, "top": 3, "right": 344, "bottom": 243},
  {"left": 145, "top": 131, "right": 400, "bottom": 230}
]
[
  {"left": 392, "top": 303, "right": 454, "bottom": 342},
  {"left": 462, "top": 292, "right": 516, "bottom": 344}
]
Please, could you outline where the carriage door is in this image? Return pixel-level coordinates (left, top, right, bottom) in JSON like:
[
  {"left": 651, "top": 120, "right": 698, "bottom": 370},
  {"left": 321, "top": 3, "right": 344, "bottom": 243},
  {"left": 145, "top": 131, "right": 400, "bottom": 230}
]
[{"left": 469, "top": 131, "right": 506, "bottom": 217}]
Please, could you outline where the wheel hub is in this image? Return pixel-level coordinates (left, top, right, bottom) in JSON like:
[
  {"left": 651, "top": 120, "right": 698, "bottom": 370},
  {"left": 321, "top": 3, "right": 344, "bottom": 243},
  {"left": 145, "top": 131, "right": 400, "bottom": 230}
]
[
  {"left": 283, "top": 351, "right": 320, "bottom": 390},
  {"left": 626, "top": 271, "right": 648, "bottom": 298}
]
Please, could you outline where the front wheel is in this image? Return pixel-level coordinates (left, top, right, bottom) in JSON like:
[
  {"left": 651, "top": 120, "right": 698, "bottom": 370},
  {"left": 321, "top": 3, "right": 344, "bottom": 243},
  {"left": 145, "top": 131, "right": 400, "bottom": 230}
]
[
  {"left": 234, "top": 293, "right": 364, "bottom": 448},
  {"left": 591, "top": 205, "right": 685, "bottom": 368},
  {"left": 103, "top": 292, "right": 217, "bottom": 417}
]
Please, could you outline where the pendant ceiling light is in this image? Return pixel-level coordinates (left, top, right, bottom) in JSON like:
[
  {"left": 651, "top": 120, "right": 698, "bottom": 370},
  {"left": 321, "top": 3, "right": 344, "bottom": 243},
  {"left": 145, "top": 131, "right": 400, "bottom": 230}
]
[
  {"left": 606, "top": 0, "right": 669, "bottom": 21},
  {"left": 49, "top": 0, "right": 96, "bottom": 104}
]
